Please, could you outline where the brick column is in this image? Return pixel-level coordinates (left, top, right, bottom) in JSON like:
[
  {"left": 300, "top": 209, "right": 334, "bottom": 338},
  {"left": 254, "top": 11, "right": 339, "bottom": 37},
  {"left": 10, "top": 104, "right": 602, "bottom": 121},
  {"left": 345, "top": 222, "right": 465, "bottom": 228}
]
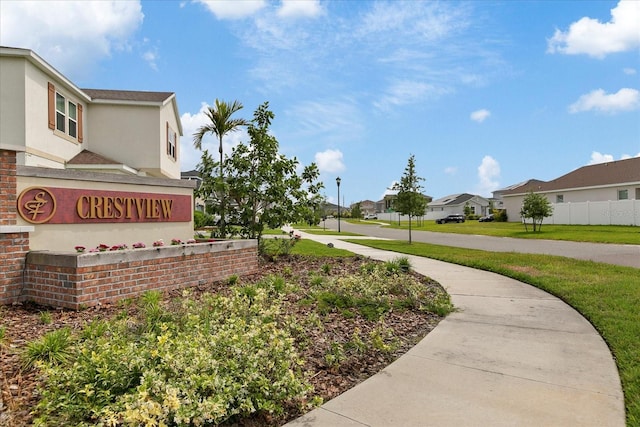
[{"left": 0, "top": 150, "right": 33, "bottom": 305}]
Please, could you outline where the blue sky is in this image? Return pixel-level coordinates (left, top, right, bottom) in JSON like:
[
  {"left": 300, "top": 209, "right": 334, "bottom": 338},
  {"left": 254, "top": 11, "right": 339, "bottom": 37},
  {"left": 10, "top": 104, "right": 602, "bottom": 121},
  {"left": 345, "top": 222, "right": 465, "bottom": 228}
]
[{"left": 2, "top": 1, "right": 639, "bottom": 205}]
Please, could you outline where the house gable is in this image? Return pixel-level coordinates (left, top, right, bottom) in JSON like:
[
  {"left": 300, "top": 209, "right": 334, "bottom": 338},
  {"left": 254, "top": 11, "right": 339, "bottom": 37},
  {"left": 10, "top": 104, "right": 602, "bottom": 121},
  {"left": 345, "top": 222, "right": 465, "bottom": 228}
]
[
  {"left": 0, "top": 46, "right": 182, "bottom": 180},
  {"left": 83, "top": 89, "right": 182, "bottom": 179}
]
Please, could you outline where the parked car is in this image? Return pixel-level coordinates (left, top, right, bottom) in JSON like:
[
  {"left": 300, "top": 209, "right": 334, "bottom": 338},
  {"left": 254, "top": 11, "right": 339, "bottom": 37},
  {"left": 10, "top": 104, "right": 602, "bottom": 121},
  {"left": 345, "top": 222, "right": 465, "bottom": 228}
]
[
  {"left": 364, "top": 214, "right": 378, "bottom": 220},
  {"left": 478, "top": 214, "right": 494, "bottom": 222},
  {"left": 435, "top": 214, "right": 466, "bottom": 224}
]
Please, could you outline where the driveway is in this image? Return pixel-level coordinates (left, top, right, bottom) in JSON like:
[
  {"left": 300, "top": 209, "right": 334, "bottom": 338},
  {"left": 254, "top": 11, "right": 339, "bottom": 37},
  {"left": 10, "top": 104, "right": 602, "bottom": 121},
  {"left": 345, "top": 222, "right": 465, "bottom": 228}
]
[{"left": 323, "top": 219, "right": 640, "bottom": 269}]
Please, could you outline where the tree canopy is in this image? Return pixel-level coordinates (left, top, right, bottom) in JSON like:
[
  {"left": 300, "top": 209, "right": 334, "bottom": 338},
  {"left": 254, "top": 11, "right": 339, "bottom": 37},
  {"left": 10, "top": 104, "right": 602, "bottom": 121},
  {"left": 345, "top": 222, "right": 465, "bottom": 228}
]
[
  {"left": 520, "top": 192, "right": 553, "bottom": 232},
  {"left": 392, "top": 154, "right": 427, "bottom": 243},
  {"left": 196, "top": 102, "right": 323, "bottom": 241},
  {"left": 192, "top": 99, "right": 248, "bottom": 238}
]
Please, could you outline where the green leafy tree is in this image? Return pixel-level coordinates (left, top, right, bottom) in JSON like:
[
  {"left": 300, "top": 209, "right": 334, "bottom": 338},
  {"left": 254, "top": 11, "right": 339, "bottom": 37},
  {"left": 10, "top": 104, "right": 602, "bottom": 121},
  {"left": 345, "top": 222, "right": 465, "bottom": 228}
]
[
  {"left": 351, "top": 202, "right": 363, "bottom": 219},
  {"left": 392, "top": 155, "right": 427, "bottom": 243},
  {"left": 193, "top": 99, "right": 248, "bottom": 238},
  {"left": 222, "top": 102, "right": 324, "bottom": 241},
  {"left": 520, "top": 192, "right": 553, "bottom": 232},
  {"left": 463, "top": 202, "right": 472, "bottom": 218}
]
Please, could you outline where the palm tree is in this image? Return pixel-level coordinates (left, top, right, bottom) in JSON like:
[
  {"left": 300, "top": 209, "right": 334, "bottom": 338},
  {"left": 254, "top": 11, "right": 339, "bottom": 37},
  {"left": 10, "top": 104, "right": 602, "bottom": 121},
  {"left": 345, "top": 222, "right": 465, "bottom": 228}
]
[{"left": 193, "top": 99, "right": 248, "bottom": 238}]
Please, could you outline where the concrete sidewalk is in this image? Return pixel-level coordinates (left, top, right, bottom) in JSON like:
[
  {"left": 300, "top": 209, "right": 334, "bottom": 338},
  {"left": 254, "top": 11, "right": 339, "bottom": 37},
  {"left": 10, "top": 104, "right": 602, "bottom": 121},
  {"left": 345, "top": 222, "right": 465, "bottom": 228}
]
[{"left": 285, "top": 232, "right": 625, "bottom": 427}]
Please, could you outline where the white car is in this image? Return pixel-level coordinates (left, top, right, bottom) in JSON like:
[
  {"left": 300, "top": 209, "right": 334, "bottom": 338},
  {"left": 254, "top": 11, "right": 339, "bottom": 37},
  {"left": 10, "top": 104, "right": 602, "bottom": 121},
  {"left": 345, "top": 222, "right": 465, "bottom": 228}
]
[{"left": 364, "top": 214, "right": 378, "bottom": 220}]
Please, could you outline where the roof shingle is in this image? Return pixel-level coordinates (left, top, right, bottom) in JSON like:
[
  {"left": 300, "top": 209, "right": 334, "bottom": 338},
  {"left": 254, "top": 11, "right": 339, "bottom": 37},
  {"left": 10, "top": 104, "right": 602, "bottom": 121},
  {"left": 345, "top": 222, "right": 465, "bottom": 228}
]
[
  {"left": 82, "top": 89, "right": 173, "bottom": 103},
  {"left": 502, "top": 157, "right": 640, "bottom": 195}
]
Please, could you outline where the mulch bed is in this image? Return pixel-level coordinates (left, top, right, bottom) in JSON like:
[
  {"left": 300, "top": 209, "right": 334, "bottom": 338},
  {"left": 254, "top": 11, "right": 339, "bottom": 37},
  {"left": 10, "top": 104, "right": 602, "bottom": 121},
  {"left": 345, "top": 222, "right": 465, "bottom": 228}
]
[{"left": 0, "top": 255, "right": 446, "bottom": 426}]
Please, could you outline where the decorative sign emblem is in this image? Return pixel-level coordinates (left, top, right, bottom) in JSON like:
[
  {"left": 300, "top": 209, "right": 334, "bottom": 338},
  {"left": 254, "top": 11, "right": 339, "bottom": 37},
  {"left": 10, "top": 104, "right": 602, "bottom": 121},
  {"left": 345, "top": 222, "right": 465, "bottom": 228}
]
[{"left": 17, "top": 187, "right": 57, "bottom": 224}]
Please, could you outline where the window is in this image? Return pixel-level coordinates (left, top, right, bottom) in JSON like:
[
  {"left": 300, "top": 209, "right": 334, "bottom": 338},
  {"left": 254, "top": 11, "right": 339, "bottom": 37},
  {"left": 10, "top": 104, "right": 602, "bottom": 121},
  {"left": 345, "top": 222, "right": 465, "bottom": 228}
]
[
  {"left": 618, "top": 189, "right": 628, "bottom": 200},
  {"left": 48, "top": 82, "right": 83, "bottom": 142},
  {"left": 636, "top": 188, "right": 640, "bottom": 200},
  {"left": 556, "top": 195, "right": 564, "bottom": 203},
  {"left": 166, "top": 122, "right": 177, "bottom": 160}
]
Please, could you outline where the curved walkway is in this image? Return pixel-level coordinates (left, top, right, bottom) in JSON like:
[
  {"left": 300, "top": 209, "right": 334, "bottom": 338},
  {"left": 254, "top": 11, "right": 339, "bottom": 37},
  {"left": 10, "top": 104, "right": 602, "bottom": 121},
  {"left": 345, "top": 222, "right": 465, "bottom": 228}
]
[{"left": 285, "top": 233, "right": 625, "bottom": 427}]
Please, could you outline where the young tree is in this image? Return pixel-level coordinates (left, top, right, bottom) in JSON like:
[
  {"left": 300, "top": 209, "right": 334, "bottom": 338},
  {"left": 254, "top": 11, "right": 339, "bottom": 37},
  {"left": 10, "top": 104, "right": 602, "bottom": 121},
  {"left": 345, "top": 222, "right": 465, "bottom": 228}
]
[
  {"left": 392, "top": 154, "right": 427, "bottom": 243},
  {"left": 463, "top": 202, "right": 472, "bottom": 218},
  {"left": 351, "top": 202, "right": 363, "bottom": 220},
  {"left": 520, "top": 192, "right": 553, "bottom": 232},
  {"left": 193, "top": 99, "right": 248, "bottom": 238},
  {"left": 222, "top": 102, "right": 324, "bottom": 241}
]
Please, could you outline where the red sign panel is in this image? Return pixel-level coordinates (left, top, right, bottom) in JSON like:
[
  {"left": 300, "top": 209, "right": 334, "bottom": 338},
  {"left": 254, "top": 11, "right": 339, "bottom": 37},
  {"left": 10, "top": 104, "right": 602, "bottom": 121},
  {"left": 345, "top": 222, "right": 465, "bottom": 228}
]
[{"left": 17, "top": 186, "right": 191, "bottom": 224}]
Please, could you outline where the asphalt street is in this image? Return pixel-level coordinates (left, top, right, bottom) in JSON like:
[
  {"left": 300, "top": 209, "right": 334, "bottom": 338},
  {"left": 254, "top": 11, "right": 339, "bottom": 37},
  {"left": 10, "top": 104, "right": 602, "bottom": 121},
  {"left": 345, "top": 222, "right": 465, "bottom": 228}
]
[{"left": 321, "top": 219, "right": 640, "bottom": 269}]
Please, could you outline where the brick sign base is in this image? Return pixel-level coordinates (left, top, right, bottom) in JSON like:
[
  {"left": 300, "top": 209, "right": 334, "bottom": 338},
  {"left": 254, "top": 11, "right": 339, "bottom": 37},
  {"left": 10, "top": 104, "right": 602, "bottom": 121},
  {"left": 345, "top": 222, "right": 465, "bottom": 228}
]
[{"left": 23, "top": 240, "right": 258, "bottom": 309}]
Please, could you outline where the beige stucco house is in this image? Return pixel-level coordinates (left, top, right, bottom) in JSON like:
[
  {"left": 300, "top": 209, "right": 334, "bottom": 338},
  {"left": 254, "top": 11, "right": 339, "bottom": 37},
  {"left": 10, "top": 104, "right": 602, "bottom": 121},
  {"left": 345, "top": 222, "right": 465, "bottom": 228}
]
[
  {"left": 0, "top": 46, "right": 183, "bottom": 178},
  {"left": 499, "top": 157, "right": 640, "bottom": 225},
  {"left": 1, "top": 46, "right": 197, "bottom": 252}
]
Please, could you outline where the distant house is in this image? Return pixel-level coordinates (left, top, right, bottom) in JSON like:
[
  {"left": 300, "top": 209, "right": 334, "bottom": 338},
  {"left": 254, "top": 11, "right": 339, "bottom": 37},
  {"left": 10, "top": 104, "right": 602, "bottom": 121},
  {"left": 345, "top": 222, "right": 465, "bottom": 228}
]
[
  {"left": 382, "top": 192, "right": 432, "bottom": 214},
  {"left": 427, "top": 193, "right": 490, "bottom": 220},
  {"left": 181, "top": 170, "right": 205, "bottom": 212},
  {"left": 500, "top": 157, "right": 640, "bottom": 225},
  {"left": 0, "top": 46, "right": 183, "bottom": 179},
  {"left": 352, "top": 199, "right": 376, "bottom": 215}
]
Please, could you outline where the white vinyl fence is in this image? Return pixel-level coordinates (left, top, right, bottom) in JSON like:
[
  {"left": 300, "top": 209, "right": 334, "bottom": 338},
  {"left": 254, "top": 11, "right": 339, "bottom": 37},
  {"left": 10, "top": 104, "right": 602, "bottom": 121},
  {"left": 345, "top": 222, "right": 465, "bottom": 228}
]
[
  {"left": 375, "top": 200, "right": 640, "bottom": 226},
  {"left": 541, "top": 200, "right": 640, "bottom": 226}
]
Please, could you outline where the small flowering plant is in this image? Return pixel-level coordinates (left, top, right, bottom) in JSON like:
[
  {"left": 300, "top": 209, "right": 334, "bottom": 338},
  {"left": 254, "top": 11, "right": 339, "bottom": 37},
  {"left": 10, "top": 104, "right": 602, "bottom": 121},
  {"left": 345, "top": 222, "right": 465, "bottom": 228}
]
[
  {"left": 109, "top": 244, "right": 127, "bottom": 251},
  {"left": 132, "top": 242, "right": 146, "bottom": 249},
  {"left": 153, "top": 239, "right": 164, "bottom": 247},
  {"left": 74, "top": 245, "right": 85, "bottom": 253},
  {"left": 98, "top": 244, "right": 109, "bottom": 252},
  {"left": 186, "top": 238, "right": 197, "bottom": 244},
  {"left": 171, "top": 238, "right": 182, "bottom": 246}
]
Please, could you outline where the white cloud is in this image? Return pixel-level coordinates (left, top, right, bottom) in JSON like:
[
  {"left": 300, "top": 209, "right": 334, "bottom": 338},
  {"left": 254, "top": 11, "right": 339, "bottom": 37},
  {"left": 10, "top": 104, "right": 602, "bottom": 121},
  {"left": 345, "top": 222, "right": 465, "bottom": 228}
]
[
  {"left": 0, "top": 0, "right": 143, "bottom": 79},
  {"left": 590, "top": 151, "right": 640, "bottom": 164},
  {"left": 180, "top": 102, "right": 248, "bottom": 171},
  {"left": 194, "top": 0, "right": 266, "bottom": 20},
  {"left": 547, "top": 0, "right": 640, "bottom": 58},
  {"left": 277, "top": 0, "right": 323, "bottom": 19},
  {"left": 381, "top": 181, "right": 399, "bottom": 199},
  {"left": 623, "top": 67, "right": 637, "bottom": 75},
  {"left": 286, "top": 99, "right": 364, "bottom": 142},
  {"left": 568, "top": 88, "right": 640, "bottom": 114},
  {"left": 444, "top": 166, "right": 458, "bottom": 175},
  {"left": 476, "top": 155, "right": 500, "bottom": 196},
  {"left": 588, "top": 151, "right": 614, "bottom": 165},
  {"left": 470, "top": 109, "right": 491, "bottom": 123},
  {"left": 374, "top": 80, "right": 447, "bottom": 111},
  {"left": 314, "top": 149, "right": 345, "bottom": 174},
  {"left": 357, "top": 1, "right": 469, "bottom": 42},
  {"left": 142, "top": 50, "right": 158, "bottom": 71}
]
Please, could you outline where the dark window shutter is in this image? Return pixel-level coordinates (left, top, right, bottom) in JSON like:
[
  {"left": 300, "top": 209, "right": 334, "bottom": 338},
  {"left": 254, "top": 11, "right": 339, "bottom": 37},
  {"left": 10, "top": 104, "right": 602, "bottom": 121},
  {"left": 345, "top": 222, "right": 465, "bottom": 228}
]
[
  {"left": 48, "top": 83, "right": 55, "bottom": 129},
  {"left": 77, "top": 104, "right": 83, "bottom": 143}
]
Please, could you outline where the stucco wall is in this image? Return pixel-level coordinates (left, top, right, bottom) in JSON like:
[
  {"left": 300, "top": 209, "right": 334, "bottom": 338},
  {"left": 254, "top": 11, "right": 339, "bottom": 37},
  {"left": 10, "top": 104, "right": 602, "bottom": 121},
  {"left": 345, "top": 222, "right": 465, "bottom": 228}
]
[
  {"left": 87, "top": 103, "right": 160, "bottom": 173},
  {"left": 16, "top": 167, "right": 195, "bottom": 252},
  {"left": 0, "top": 57, "right": 26, "bottom": 153},
  {"left": 24, "top": 58, "right": 87, "bottom": 167},
  {"left": 159, "top": 101, "right": 181, "bottom": 179}
]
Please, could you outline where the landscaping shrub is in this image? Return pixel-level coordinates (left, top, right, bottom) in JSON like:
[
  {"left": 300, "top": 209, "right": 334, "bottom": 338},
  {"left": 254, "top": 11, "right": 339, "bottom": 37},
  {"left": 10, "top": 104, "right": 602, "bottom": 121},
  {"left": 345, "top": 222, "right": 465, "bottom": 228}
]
[
  {"left": 32, "top": 290, "right": 313, "bottom": 426},
  {"left": 310, "top": 259, "right": 452, "bottom": 321}
]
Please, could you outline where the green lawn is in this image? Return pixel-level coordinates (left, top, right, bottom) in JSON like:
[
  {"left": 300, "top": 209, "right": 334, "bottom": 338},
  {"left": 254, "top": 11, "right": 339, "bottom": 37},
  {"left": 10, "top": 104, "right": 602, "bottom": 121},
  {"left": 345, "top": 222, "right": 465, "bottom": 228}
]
[
  {"left": 378, "top": 221, "right": 640, "bottom": 245},
  {"left": 346, "top": 238, "right": 640, "bottom": 426}
]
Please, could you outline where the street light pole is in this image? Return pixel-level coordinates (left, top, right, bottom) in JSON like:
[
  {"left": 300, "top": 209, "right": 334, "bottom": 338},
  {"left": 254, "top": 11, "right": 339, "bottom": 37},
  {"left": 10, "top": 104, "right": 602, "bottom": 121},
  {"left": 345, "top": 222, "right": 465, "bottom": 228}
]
[{"left": 336, "top": 177, "right": 341, "bottom": 233}]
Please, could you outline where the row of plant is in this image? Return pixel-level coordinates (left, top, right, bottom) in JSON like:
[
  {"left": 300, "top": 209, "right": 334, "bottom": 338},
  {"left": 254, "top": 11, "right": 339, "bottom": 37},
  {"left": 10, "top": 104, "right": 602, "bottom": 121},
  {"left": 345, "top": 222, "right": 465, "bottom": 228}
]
[
  {"left": 19, "top": 256, "right": 452, "bottom": 426},
  {"left": 73, "top": 239, "right": 197, "bottom": 253}
]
